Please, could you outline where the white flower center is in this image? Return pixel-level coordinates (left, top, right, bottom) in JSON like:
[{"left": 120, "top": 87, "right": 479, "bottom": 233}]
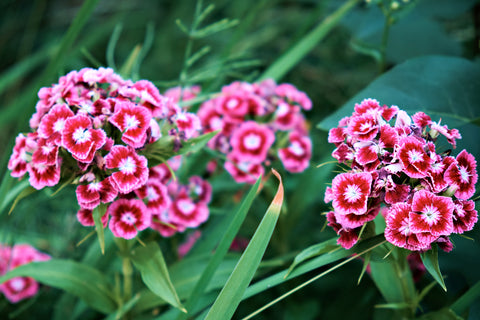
[
  {"left": 459, "top": 166, "right": 470, "bottom": 183},
  {"left": 243, "top": 133, "right": 261, "bottom": 150},
  {"left": 226, "top": 99, "right": 239, "bottom": 109},
  {"left": 10, "top": 278, "right": 26, "bottom": 291},
  {"left": 125, "top": 114, "right": 140, "bottom": 130},
  {"left": 42, "top": 145, "right": 54, "bottom": 155},
  {"left": 343, "top": 184, "right": 362, "bottom": 203},
  {"left": 53, "top": 119, "right": 66, "bottom": 133},
  {"left": 178, "top": 199, "right": 195, "bottom": 214},
  {"left": 289, "top": 141, "right": 304, "bottom": 156},
  {"left": 359, "top": 122, "right": 372, "bottom": 132},
  {"left": 121, "top": 212, "right": 136, "bottom": 224},
  {"left": 119, "top": 156, "right": 136, "bottom": 174},
  {"left": 422, "top": 205, "right": 440, "bottom": 224},
  {"left": 398, "top": 217, "right": 411, "bottom": 235},
  {"left": 210, "top": 117, "right": 222, "bottom": 130},
  {"left": 407, "top": 149, "right": 423, "bottom": 163},
  {"left": 87, "top": 182, "right": 101, "bottom": 191},
  {"left": 147, "top": 186, "right": 159, "bottom": 201},
  {"left": 72, "top": 127, "right": 91, "bottom": 143},
  {"left": 276, "top": 102, "right": 289, "bottom": 117}
]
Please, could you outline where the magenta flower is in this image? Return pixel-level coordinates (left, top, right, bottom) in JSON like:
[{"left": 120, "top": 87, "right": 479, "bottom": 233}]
[
  {"left": 109, "top": 100, "right": 152, "bottom": 148},
  {"left": 31, "top": 138, "right": 59, "bottom": 166},
  {"left": 326, "top": 211, "right": 359, "bottom": 249},
  {"left": 409, "top": 190, "right": 454, "bottom": 237},
  {"left": 224, "top": 155, "right": 265, "bottom": 184},
  {"left": 347, "top": 114, "right": 379, "bottom": 141},
  {"left": 397, "top": 136, "right": 432, "bottom": 178},
  {"left": 278, "top": 131, "right": 312, "bottom": 173},
  {"left": 108, "top": 198, "right": 151, "bottom": 239},
  {"left": 169, "top": 193, "right": 209, "bottom": 228},
  {"left": 174, "top": 111, "right": 202, "bottom": 139},
  {"left": 76, "top": 208, "right": 109, "bottom": 227},
  {"left": 452, "top": 200, "right": 478, "bottom": 234},
  {"left": 135, "top": 180, "right": 171, "bottom": 215},
  {"left": 8, "top": 133, "right": 37, "bottom": 178},
  {"left": 27, "top": 162, "right": 61, "bottom": 190},
  {"left": 62, "top": 115, "right": 107, "bottom": 163},
  {"left": 445, "top": 149, "right": 478, "bottom": 200},
  {"left": 230, "top": 121, "right": 275, "bottom": 164},
  {"left": 37, "top": 104, "right": 74, "bottom": 144},
  {"left": 75, "top": 177, "right": 118, "bottom": 209},
  {"left": 105, "top": 145, "right": 148, "bottom": 194},
  {"left": 331, "top": 172, "right": 372, "bottom": 216}
]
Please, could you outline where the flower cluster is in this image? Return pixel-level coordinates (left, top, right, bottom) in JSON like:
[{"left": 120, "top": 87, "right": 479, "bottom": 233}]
[
  {"left": 325, "top": 99, "right": 478, "bottom": 251},
  {"left": 8, "top": 67, "right": 209, "bottom": 239},
  {"left": 0, "top": 244, "right": 50, "bottom": 303},
  {"left": 197, "top": 79, "right": 313, "bottom": 183}
]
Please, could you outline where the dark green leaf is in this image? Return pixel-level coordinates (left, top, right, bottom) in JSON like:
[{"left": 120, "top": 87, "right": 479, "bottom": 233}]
[
  {"left": 421, "top": 244, "right": 447, "bottom": 292},
  {"left": 285, "top": 238, "right": 339, "bottom": 277}
]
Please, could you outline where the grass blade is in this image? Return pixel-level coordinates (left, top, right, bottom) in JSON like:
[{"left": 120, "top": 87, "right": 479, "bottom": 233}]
[{"left": 204, "top": 169, "right": 284, "bottom": 320}]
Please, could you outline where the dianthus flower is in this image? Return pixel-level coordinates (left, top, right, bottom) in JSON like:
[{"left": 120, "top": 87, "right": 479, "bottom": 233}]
[
  {"left": 8, "top": 68, "right": 211, "bottom": 241},
  {"left": 0, "top": 243, "right": 50, "bottom": 303},
  {"left": 325, "top": 99, "right": 477, "bottom": 252},
  {"left": 197, "top": 79, "right": 313, "bottom": 183}
]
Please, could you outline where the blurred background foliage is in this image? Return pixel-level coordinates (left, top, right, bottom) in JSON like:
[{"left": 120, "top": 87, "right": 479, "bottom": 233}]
[{"left": 0, "top": 0, "right": 479, "bottom": 319}]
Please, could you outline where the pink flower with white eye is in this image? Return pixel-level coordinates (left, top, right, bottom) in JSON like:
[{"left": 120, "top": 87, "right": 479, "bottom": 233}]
[
  {"left": 216, "top": 94, "right": 250, "bottom": 118},
  {"left": 188, "top": 176, "right": 212, "bottom": 203},
  {"left": 347, "top": 113, "right": 378, "bottom": 141},
  {"left": 397, "top": 136, "right": 432, "bottom": 178},
  {"left": 75, "top": 177, "right": 118, "bottom": 209},
  {"left": 379, "top": 125, "right": 398, "bottom": 149},
  {"left": 76, "top": 208, "right": 109, "bottom": 227},
  {"left": 8, "top": 133, "right": 37, "bottom": 178},
  {"left": 278, "top": 132, "right": 312, "bottom": 173},
  {"left": 354, "top": 141, "right": 378, "bottom": 166},
  {"left": 331, "top": 172, "right": 372, "bottom": 216},
  {"left": 452, "top": 200, "right": 478, "bottom": 234},
  {"left": 197, "top": 100, "right": 224, "bottom": 134},
  {"left": 328, "top": 127, "right": 347, "bottom": 145},
  {"left": 353, "top": 98, "right": 381, "bottom": 116},
  {"left": 224, "top": 155, "right": 265, "bottom": 184},
  {"left": 109, "top": 101, "right": 152, "bottom": 148},
  {"left": 149, "top": 164, "right": 173, "bottom": 184},
  {"left": 1, "top": 276, "right": 39, "bottom": 303},
  {"left": 273, "top": 101, "right": 301, "bottom": 131},
  {"left": 332, "top": 143, "right": 354, "bottom": 163},
  {"left": 384, "top": 203, "right": 434, "bottom": 251},
  {"left": 174, "top": 111, "right": 202, "bottom": 139},
  {"left": 105, "top": 145, "right": 148, "bottom": 194},
  {"left": 326, "top": 211, "right": 359, "bottom": 249},
  {"left": 31, "top": 138, "right": 59, "bottom": 166},
  {"left": 230, "top": 121, "right": 275, "bottom": 164},
  {"left": 37, "top": 104, "right": 74, "bottom": 144},
  {"left": 395, "top": 110, "right": 412, "bottom": 127},
  {"left": 108, "top": 198, "right": 151, "bottom": 239},
  {"left": 27, "top": 162, "right": 61, "bottom": 190},
  {"left": 169, "top": 194, "right": 209, "bottom": 228},
  {"left": 430, "top": 121, "right": 462, "bottom": 148},
  {"left": 409, "top": 190, "right": 454, "bottom": 237},
  {"left": 62, "top": 115, "right": 107, "bottom": 163},
  {"left": 444, "top": 150, "right": 477, "bottom": 200},
  {"left": 119, "top": 80, "right": 167, "bottom": 118},
  {"left": 135, "top": 180, "right": 171, "bottom": 215},
  {"left": 384, "top": 175, "right": 410, "bottom": 205},
  {"left": 425, "top": 155, "right": 456, "bottom": 193}
]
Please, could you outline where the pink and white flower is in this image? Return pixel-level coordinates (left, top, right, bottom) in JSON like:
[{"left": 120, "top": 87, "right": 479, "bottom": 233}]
[
  {"left": 169, "top": 194, "right": 209, "bottom": 228},
  {"left": 397, "top": 136, "right": 432, "bottom": 178},
  {"left": 135, "top": 180, "right": 171, "bottom": 215},
  {"left": 230, "top": 121, "right": 275, "bottom": 164},
  {"left": 27, "top": 162, "right": 61, "bottom": 190},
  {"left": 37, "top": 104, "right": 74, "bottom": 144},
  {"left": 76, "top": 208, "right": 109, "bottom": 227},
  {"left": 109, "top": 100, "right": 152, "bottom": 148},
  {"left": 105, "top": 145, "right": 149, "bottom": 194},
  {"left": 452, "top": 200, "right": 478, "bottom": 234},
  {"left": 409, "top": 190, "right": 454, "bottom": 237},
  {"left": 331, "top": 172, "right": 372, "bottom": 216},
  {"left": 278, "top": 131, "right": 312, "bottom": 173},
  {"left": 108, "top": 198, "right": 151, "bottom": 239},
  {"left": 444, "top": 149, "right": 477, "bottom": 200}
]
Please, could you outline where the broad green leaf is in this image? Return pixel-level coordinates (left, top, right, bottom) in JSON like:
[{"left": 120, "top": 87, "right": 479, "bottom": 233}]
[
  {"left": 174, "top": 176, "right": 261, "bottom": 320},
  {"left": 451, "top": 280, "right": 480, "bottom": 315},
  {"left": 318, "top": 56, "right": 480, "bottom": 130},
  {"left": 0, "top": 259, "right": 116, "bottom": 314},
  {"left": 285, "top": 238, "right": 339, "bottom": 277},
  {"left": 130, "top": 242, "right": 185, "bottom": 312},
  {"left": 421, "top": 244, "right": 447, "bottom": 292},
  {"left": 415, "top": 308, "right": 463, "bottom": 320},
  {"left": 92, "top": 203, "right": 107, "bottom": 255},
  {"left": 204, "top": 169, "right": 284, "bottom": 320}
]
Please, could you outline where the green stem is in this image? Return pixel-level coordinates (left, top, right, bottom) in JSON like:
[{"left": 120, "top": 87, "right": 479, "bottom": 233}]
[
  {"left": 122, "top": 256, "right": 133, "bottom": 302},
  {"left": 258, "top": 0, "right": 360, "bottom": 82},
  {"left": 379, "top": 4, "right": 393, "bottom": 73}
]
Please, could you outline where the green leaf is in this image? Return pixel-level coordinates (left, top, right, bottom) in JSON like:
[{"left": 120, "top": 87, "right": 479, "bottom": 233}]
[
  {"left": 0, "top": 176, "right": 29, "bottom": 214},
  {"left": 92, "top": 203, "right": 107, "bottom": 255},
  {"left": 0, "top": 259, "right": 116, "bottom": 314},
  {"left": 421, "top": 244, "right": 447, "bottom": 292},
  {"left": 415, "top": 308, "right": 463, "bottom": 320},
  {"left": 8, "top": 185, "right": 36, "bottom": 215},
  {"left": 130, "top": 242, "right": 185, "bottom": 312},
  {"left": 258, "top": 0, "right": 360, "bottom": 81},
  {"left": 451, "top": 280, "right": 480, "bottom": 315},
  {"left": 285, "top": 238, "right": 339, "bottom": 277},
  {"left": 204, "top": 169, "right": 284, "bottom": 320},
  {"left": 174, "top": 177, "right": 261, "bottom": 320},
  {"left": 318, "top": 56, "right": 480, "bottom": 130}
]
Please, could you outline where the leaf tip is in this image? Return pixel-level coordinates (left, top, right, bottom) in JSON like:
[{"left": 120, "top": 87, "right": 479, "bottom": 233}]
[{"left": 270, "top": 169, "right": 284, "bottom": 208}]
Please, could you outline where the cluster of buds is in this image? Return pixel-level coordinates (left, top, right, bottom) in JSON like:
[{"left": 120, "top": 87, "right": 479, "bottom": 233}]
[
  {"left": 8, "top": 68, "right": 210, "bottom": 239},
  {"left": 197, "top": 79, "right": 313, "bottom": 183},
  {"left": 0, "top": 244, "right": 50, "bottom": 303},
  {"left": 325, "top": 99, "right": 478, "bottom": 251}
]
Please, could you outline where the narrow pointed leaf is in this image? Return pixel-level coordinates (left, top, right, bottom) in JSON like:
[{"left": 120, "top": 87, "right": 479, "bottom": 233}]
[
  {"left": 8, "top": 185, "right": 36, "bottom": 215},
  {"left": 451, "top": 280, "right": 480, "bottom": 315},
  {"left": 421, "top": 244, "right": 447, "bottom": 292},
  {"left": 285, "top": 238, "right": 339, "bottom": 277},
  {"left": 130, "top": 242, "right": 185, "bottom": 312},
  {"left": 204, "top": 169, "right": 284, "bottom": 320},
  {"left": 92, "top": 203, "right": 107, "bottom": 255},
  {"left": 0, "top": 259, "right": 116, "bottom": 314}
]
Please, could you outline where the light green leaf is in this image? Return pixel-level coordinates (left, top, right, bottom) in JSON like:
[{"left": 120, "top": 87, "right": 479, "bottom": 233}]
[
  {"left": 0, "top": 259, "right": 116, "bottom": 314},
  {"left": 421, "top": 244, "right": 447, "bottom": 292},
  {"left": 92, "top": 203, "right": 107, "bottom": 255},
  {"left": 204, "top": 169, "right": 284, "bottom": 320},
  {"left": 130, "top": 242, "right": 185, "bottom": 312}
]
